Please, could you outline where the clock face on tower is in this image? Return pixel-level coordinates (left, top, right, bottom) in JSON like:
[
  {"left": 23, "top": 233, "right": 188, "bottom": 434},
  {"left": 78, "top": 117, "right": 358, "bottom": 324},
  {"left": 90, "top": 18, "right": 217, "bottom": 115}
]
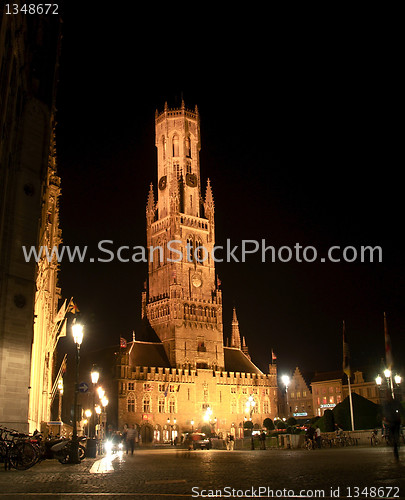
[
  {"left": 186, "top": 173, "right": 197, "bottom": 187},
  {"left": 158, "top": 176, "right": 167, "bottom": 190},
  {"left": 191, "top": 274, "right": 202, "bottom": 288}
]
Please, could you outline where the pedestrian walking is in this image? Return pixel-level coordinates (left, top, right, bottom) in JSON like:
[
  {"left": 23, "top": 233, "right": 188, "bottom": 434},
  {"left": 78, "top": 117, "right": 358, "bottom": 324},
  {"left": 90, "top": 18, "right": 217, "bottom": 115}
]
[
  {"left": 229, "top": 434, "right": 234, "bottom": 450},
  {"left": 383, "top": 394, "right": 403, "bottom": 461},
  {"left": 315, "top": 426, "right": 322, "bottom": 449},
  {"left": 260, "top": 431, "right": 266, "bottom": 450},
  {"left": 126, "top": 425, "right": 136, "bottom": 455}
]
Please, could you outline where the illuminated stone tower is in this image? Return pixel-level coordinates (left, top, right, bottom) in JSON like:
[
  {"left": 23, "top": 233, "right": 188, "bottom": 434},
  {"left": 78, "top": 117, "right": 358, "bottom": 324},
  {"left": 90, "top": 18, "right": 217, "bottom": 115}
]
[{"left": 142, "top": 101, "right": 224, "bottom": 370}]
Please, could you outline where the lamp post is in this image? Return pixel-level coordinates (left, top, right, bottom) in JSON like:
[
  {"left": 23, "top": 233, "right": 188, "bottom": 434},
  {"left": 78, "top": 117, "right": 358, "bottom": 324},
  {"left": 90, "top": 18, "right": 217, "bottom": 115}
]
[
  {"left": 84, "top": 409, "right": 92, "bottom": 436},
  {"left": 191, "top": 420, "right": 194, "bottom": 432},
  {"left": 69, "top": 321, "right": 83, "bottom": 463},
  {"left": 57, "top": 379, "right": 64, "bottom": 422},
  {"left": 101, "top": 395, "right": 108, "bottom": 442},
  {"left": 90, "top": 366, "right": 99, "bottom": 438},
  {"left": 95, "top": 405, "right": 101, "bottom": 438},
  {"left": 245, "top": 396, "right": 256, "bottom": 449},
  {"left": 281, "top": 375, "right": 290, "bottom": 418},
  {"left": 376, "top": 370, "right": 402, "bottom": 399}
]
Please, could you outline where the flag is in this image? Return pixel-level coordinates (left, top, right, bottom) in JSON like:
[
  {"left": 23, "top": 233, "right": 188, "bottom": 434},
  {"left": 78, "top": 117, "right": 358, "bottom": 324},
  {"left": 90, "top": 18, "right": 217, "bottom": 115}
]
[
  {"left": 54, "top": 299, "right": 67, "bottom": 323},
  {"left": 384, "top": 312, "right": 393, "bottom": 370},
  {"left": 120, "top": 337, "right": 127, "bottom": 349},
  {"left": 342, "top": 320, "right": 351, "bottom": 377},
  {"left": 271, "top": 349, "right": 277, "bottom": 362},
  {"left": 58, "top": 318, "right": 67, "bottom": 338},
  {"left": 164, "top": 383, "right": 169, "bottom": 397},
  {"left": 217, "top": 275, "right": 221, "bottom": 288},
  {"left": 68, "top": 299, "right": 80, "bottom": 314}
]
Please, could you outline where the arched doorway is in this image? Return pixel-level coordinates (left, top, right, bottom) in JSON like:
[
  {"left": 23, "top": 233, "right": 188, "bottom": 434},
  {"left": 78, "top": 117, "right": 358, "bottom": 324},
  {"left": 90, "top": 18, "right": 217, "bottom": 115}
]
[{"left": 140, "top": 423, "right": 153, "bottom": 444}]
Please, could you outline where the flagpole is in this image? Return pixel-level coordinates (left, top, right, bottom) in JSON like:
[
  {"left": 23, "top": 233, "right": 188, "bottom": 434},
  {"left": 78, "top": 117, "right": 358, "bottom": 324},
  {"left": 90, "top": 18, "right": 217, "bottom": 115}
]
[
  {"left": 347, "top": 375, "right": 354, "bottom": 431},
  {"left": 342, "top": 320, "right": 354, "bottom": 431},
  {"left": 384, "top": 312, "right": 395, "bottom": 398}
]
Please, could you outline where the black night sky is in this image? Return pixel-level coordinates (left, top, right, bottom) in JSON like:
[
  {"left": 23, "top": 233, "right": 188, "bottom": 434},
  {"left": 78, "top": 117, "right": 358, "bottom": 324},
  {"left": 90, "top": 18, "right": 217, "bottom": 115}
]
[{"left": 54, "top": 7, "right": 404, "bottom": 380}]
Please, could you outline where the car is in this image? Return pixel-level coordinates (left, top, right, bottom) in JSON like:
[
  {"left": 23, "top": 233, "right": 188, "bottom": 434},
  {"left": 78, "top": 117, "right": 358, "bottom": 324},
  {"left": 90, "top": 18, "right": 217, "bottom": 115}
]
[{"left": 184, "top": 432, "right": 211, "bottom": 450}]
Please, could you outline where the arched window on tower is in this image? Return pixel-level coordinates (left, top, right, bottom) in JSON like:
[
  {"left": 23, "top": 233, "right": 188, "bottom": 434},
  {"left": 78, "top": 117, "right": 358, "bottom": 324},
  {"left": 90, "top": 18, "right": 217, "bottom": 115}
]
[
  {"left": 187, "top": 237, "right": 194, "bottom": 262},
  {"left": 162, "top": 136, "right": 166, "bottom": 161},
  {"left": 196, "top": 239, "right": 203, "bottom": 263},
  {"left": 172, "top": 134, "right": 179, "bottom": 157},
  {"left": 185, "top": 136, "right": 191, "bottom": 158}
]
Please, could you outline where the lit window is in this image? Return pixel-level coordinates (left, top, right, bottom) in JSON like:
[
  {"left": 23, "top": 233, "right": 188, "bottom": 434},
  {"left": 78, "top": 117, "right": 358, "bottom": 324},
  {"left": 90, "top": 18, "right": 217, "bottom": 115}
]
[
  {"left": 128, "top": 394, "right": 135, "bottom": 412},
  {"left": 143, "top": 396, "right": 151, "bottom": 413}
]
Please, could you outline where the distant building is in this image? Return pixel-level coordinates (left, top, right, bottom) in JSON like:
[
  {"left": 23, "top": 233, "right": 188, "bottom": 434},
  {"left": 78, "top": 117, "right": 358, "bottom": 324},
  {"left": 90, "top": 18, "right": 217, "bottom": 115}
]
[
  {"left": 113, "top": 102, "right": 278, "bottom": 443},
  {"left": 287, "top": 367, "right": 313, "bottom": 418},
  {"left": 311, "top": 370, "right": 382, "bottom": 417},
  {"left": 0, "top": 8, "right": 61, "bottom": 431}
]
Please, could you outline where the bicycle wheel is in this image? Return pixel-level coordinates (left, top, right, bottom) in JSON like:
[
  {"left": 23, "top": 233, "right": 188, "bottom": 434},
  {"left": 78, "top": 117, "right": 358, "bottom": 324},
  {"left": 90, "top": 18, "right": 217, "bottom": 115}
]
[
  {"left": 9, "top": 441, "right": 38, "bottom": 470},
  {"left": 0, "top": 441, "right": 7, "bottom": 463}
]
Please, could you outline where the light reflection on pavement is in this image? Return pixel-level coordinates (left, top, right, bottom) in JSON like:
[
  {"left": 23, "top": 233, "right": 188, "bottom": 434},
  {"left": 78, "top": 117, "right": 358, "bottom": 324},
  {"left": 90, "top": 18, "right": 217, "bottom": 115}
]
[{"left": 89, "top": 450, "right": 124, "bottom": 473}]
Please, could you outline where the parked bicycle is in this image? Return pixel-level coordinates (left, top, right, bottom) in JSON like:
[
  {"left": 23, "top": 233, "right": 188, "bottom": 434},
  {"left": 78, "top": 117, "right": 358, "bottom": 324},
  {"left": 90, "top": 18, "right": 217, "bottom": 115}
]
[{"left": 0, "top": 426, "right": 38, "bottom": 470}]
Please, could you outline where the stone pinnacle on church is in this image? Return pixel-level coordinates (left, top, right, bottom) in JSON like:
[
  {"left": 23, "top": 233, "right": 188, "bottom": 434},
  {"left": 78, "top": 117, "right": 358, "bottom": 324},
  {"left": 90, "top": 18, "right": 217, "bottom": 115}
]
[
  {"left": 146, "top": 183, "right": 155, "bottom": 224},
  {"left": 231, "top": 307, "right": 241, "bottom": 349},
  {"left": 204, "top": 178, "right": 214, "bottom": 219}
]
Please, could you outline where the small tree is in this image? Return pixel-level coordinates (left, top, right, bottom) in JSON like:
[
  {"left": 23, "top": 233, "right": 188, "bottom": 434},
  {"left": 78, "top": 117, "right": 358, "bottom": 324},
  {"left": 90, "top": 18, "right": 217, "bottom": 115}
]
[
  {"left": 286, "top": 417, "right": 297, "bottom": 427},
  {"left": 323, "top": 409, "right": 335, "bottom": 432},
  {"left": 201, "top": 425, "right": 212, "bottom": 436},
  {"left": 275, "top": 420, "right": 286, "bottom": 430},
  {"left": 263, "top": 418, "right": 274, "bottom": 431}
]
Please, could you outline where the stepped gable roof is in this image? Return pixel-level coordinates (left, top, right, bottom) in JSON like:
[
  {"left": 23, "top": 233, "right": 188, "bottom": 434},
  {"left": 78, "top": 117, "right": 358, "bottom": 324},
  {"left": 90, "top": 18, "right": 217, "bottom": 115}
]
[
  {"left": 128, "top": 341, "right": 171, "bottom": 369},
  {"left": 292, "top": 366, "right": 314, "bottom": 391},
  {"left": 311, "top": 370, "right": 344, "bottom": 383},
  {"left": 224, "top": 347, "right": 263, "bottom": 375}
]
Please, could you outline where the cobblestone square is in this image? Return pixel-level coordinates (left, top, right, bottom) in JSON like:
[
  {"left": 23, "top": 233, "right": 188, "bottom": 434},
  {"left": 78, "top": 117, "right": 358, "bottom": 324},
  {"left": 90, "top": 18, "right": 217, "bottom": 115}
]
[{"left": 0, "top": 447, "right": 403, "bottom": 499}]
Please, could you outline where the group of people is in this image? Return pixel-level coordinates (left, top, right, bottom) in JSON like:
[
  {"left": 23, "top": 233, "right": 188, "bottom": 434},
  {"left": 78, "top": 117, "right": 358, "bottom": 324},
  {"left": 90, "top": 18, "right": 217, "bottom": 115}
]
[{"left": 305, "top": 425, "right": 322, "bottom": 449}]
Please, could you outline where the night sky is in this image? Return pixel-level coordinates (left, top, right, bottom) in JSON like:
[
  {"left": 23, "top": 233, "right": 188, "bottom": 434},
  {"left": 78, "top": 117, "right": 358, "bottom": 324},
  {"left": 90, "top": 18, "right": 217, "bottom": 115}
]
[{"left": 54, "top": 7, "right": 403, "bottom": 380}]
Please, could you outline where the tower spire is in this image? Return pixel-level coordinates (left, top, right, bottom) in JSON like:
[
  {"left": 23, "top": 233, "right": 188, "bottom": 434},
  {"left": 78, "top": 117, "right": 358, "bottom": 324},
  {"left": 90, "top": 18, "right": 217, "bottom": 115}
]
[
  {"left": 242, "top": 336, "right": 250, "bottom": 359},
  {"left": 231, "top": 307, "right": 241, "bottom": 349}
]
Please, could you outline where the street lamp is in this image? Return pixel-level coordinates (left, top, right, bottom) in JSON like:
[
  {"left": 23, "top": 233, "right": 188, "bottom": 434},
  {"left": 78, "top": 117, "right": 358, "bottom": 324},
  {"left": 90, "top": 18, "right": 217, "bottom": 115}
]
[
  {"left": 191, "top": 420, "right": 194, "bottom": 432},
  {"left": 376, "top": 371, "right": 402, "bottom": 399},
  {"left": 95, "top": 405, "right": 102, "bottom": 439},
  {"left": 69, "top": 321, "right": 84, "bottom": 463},
  {"left": 245, "top": 396, "right": 256, "bottom": 449},
  {"left": 101, "top": 395, "right": 108, "bottom": 441},
  {"left": 84, "top": 409, "right": 92, "bottom": 436},
  {"left": 281, "top": 375, "right": 290, "bottom": 418},
  {"left": 90, "top": 366, "right": 99, "bottom": 438},
  {"left": 57, "top": 379, "right": 64, "bottom": 422}
]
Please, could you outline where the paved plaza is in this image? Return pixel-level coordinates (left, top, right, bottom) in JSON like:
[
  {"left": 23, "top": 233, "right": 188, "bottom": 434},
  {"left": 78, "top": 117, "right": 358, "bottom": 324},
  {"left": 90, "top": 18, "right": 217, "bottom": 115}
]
[{"left": 0, "top": 446, "right": 403, "bottom": 499}]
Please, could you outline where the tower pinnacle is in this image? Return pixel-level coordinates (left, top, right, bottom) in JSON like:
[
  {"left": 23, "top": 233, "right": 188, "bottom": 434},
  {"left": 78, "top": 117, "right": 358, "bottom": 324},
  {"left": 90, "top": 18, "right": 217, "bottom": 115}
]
[{"left": 231, "top": 307, "right": 241, "bottom": 349}]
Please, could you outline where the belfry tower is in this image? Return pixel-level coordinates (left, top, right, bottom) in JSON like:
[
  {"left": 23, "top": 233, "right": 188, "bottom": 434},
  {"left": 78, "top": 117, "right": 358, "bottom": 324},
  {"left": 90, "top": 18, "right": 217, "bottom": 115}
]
[{"left": 142, "top": 101, "right": 224, "bottom": 370}]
